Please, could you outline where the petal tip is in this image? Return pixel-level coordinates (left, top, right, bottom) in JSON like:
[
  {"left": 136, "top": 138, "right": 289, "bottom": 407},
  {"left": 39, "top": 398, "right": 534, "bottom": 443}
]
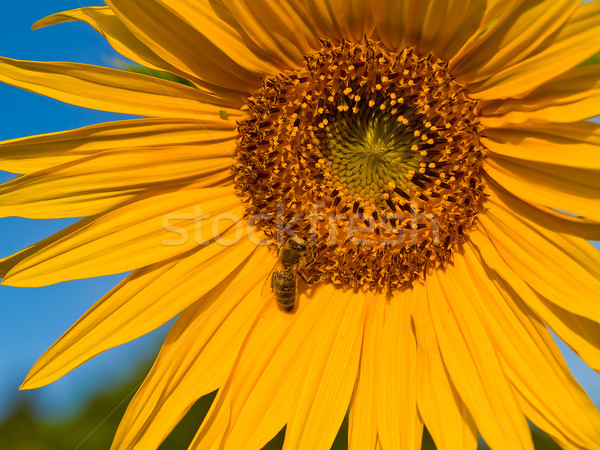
[{"left": 19, "top": 375, "right": 36, "bottom": 391}]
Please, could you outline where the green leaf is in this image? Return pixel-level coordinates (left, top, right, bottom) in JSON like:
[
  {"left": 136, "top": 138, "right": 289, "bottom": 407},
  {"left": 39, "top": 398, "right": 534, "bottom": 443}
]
[{"left": 579, "top": 52, "right": 600, "bottom": 66}]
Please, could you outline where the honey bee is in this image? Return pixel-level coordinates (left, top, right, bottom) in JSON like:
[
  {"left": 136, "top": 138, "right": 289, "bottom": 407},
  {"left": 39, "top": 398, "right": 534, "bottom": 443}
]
[{"left": 262, "top": 236, "right": 318, "bottom": 311}]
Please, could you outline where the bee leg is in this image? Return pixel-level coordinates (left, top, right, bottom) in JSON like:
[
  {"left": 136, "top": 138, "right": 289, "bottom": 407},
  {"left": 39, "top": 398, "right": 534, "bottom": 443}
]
[
  {"left": 298, "top": 271, "right": 321, "bottom": 285},
  {"left": 300, "top": 250, "right": 316, "bottom": 268}
]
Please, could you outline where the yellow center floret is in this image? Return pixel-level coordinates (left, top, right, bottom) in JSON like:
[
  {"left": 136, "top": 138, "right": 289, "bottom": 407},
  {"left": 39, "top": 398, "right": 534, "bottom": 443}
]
[{"left": 234, "top": 38, "right": 487, "bottom": 290}]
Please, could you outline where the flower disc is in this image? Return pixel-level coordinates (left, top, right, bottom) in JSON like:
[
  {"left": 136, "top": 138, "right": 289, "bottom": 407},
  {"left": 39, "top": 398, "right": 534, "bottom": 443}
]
[{"left": 234, "top": 38, "right": 487, "bottom": 289}]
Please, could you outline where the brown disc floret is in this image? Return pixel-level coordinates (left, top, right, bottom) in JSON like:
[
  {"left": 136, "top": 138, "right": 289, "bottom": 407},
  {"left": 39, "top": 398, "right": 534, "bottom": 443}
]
[{"left": 234, "top": 38, "right": 487, "bottom": 291}]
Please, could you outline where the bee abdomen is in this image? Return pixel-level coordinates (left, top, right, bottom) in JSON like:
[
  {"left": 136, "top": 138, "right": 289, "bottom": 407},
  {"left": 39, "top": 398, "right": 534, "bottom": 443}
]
[
  {"left": 277, "top": 292, "right": 295, "bottom": 311},
  {"left": 272, "top": 270, "right": 296, "bottom": 311}
]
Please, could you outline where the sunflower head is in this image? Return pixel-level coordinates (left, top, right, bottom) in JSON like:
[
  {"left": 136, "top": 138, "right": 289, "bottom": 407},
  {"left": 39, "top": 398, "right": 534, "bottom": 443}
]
[{"left": 2, "top": 1, "right": 600, "bottom": 449}]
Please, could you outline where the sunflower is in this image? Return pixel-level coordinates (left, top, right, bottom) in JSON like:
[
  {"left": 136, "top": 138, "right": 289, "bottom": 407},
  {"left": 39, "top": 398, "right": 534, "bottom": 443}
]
[{"left": 2, "top": 0, "right": 600, "bottom": 448}]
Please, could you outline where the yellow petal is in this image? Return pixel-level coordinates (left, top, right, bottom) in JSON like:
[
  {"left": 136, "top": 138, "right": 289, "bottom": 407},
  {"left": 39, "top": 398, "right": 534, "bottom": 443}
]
[
  {"left": 192, "top": 284, "right": 364, "bottom": 450},
  {"left": 370, "top": 0, "right": 407, "bottom": 49},
  {"left": 348, "top": 300, "right": 378, "bottom": 450},
  {"left": 471, "top": 194, "right": 600, "bottom": 373},
  {"left": 405, "top": 0, "right": 475, "bottom": 58},
  {"left": 373, "top": 288, "right": 422, "bottom": 450},
  {"left": 450, "top": 0, "right": 524, "bottom": 71},
  {"left": 22, "top": 262, "right": 177, "bottom": 388},
  {"left": 151, "top": 0, "right": 292, "bottom": 73},
  {"left": 480, "top": 66, "right": 600, "bottom": 126},
  {"left": 373, "top": 0, "right": 508, "bottom": 58},
  {"left": 22, "top": 227, "right": 256, "bottom": 390},
  {"left": 0, "top": 146, "right": 233, "bottom": 218},
  {"left": 486, "top": 179, "right": 600, "bottom": 242},
  {"left": 428, "top": 265, "right": 533, "bottom": 449},
  {"left": 484, "top": 158, "right": 600, "bottom": 222},
  {"left": 453, "top": 0, "right": 580, "bottom": 87},
  {"left": 492, "top": 183, "right": 600, "bottom": 282},
  {"left": 33, "top": 7, "right": 244, "bottom": 102},
  {"left": 0, "top": 57, "right": 240, "bottom": 120},
  {"left": 212, "top": 0, "right": 319, "bottom": 68},
  {"left": 282, "top": 288, "right": 365, "bottom": 450},
  {"left": 412, "top": 282, "right": 478, "bottom": 450},
  {"left": 323, "top": 0, "right": 375, "bottom": 43},
  {"left": 404, "top": 1, "right": 441, "bottom": 54},
  {"left": 469, "top": 1, "right": 600, "bottom": 99},
  {"left": 470, "top": 229, "right": 600, "bottom": 375},
  {"left": 2, "top": 188, "right": 242, "bottom": 286},
  {"left": 439, "top": 0, "right": 508, "bottom": 62},
  {"left": 34, "top": 8, "right": 177, "bottom": 75},
  {"left": 461, "top": 239, "right": 600, "bottom": 447},
  {"left": 0, "top": 214, "right": 98, "bottom": 278},
  {"left": 112, "top": 245, "right": 272, "bottom": 449},
  {"left": 105, "top": 0, "right": 260, "bottom": 92},
  {"left": 482, "top": 120, "right": 600, "bottom": 169},
  {"left": 0, "top": 118, "right": 236, "bottom": 175},
  {"left": 293, "top": 0, "right": 373, "bottom": 44},
  {"left": 477, "top": 194, "right": 600, "bottom": 322}
]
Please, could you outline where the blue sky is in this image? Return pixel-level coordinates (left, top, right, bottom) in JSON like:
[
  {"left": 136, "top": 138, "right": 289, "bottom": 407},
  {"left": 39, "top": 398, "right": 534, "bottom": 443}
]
[
  {"left": 0, "top": 0, "right": 170, "bottom": 422},
  {"left": 0, "top": 0, "right": 599, "bottom": 426}
]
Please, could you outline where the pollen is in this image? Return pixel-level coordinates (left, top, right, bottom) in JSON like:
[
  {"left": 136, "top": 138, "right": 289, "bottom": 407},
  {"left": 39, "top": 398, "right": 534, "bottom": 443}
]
[{"left": 234, "top": 38, "right": 486, "bottom": 291}]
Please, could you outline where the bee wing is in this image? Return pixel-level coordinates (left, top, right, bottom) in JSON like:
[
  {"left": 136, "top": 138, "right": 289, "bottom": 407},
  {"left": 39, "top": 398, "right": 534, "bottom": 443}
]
[{"left": 261, "top": 259, "right": 284, "bottom": 301}]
